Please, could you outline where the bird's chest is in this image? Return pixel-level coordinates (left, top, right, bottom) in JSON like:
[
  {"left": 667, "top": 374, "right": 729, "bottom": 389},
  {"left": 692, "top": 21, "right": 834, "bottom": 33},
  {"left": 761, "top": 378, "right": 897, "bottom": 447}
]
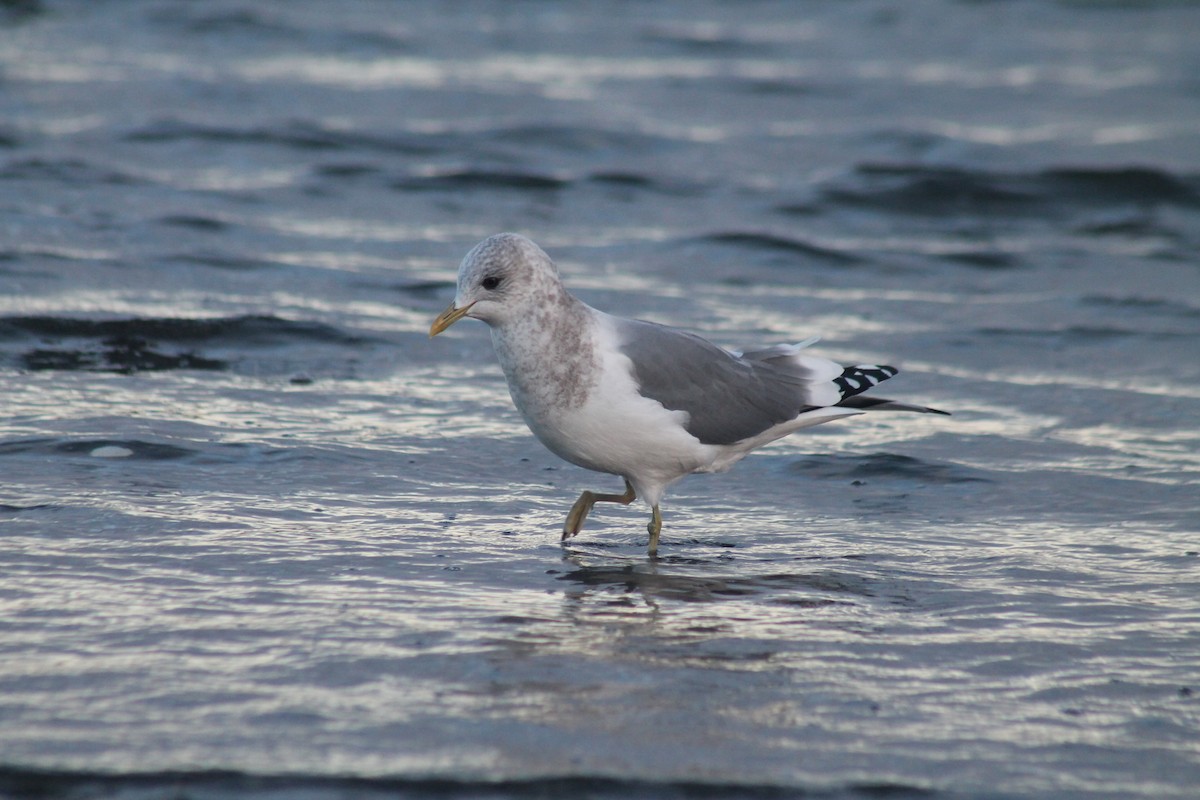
[{"left": 491, "top": 315, "right": 601, "bottom": 423}]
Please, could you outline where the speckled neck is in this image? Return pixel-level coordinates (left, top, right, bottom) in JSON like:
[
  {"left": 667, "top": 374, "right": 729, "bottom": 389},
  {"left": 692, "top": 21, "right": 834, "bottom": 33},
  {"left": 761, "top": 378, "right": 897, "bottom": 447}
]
[{"left": 490, "top": 286, "right": 600, "bottom": 416}]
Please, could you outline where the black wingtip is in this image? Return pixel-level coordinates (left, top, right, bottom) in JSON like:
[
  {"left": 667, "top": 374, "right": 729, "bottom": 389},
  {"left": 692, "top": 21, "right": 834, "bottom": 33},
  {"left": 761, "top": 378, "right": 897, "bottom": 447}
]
[
  {"left": 833, "top": 364, "right": 898, "bottom": 401},
  {"left": 836, "top": 396, "right": 950, "bottom": 415}
]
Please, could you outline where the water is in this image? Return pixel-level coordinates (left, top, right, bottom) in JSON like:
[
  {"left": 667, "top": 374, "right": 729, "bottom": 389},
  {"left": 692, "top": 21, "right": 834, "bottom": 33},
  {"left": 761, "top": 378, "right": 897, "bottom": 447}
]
[{"left": 1, "top": 1, "right": 1199, "bottom": 798}]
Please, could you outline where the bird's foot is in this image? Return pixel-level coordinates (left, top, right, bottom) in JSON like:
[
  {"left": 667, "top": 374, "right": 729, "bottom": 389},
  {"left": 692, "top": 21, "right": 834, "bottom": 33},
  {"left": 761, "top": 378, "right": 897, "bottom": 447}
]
[
  {"left": 562, "top": 492, "right": 595, "bottom": 539},
  {"left": 646, "top": 505, "right": 662, "bottom": 556},
  {"left": 561, "top": 480, "right": 637, "bottom": 541}
]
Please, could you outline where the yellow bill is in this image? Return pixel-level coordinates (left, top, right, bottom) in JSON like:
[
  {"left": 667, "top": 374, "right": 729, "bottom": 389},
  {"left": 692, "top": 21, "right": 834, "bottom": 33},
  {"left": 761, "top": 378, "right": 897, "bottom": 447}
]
[{"left": 429, "top": 300, "right": 476, "bottom": 336}]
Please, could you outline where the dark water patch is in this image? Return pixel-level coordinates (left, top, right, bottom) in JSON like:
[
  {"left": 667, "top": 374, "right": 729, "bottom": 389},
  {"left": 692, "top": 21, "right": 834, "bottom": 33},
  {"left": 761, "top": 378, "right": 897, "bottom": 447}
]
[
  {"left": 150, "top": 7, "right": 412, "bottom": 52},
  {"left": 825, "top": 163, "right": 1200, "bottom": 217},
  {"left": 642, "top": 23, "right": 772, "bottom": 55},
  {"left": 488, "top": 124, "right": 667, "bottom": 154},
  {"left": 0, "top": 502, "right": 52, "bottom": 513},
  {"left": 588, "top": 170, "right": 705, "bottom": 196},
  {"left": 679, "top": 537, "right": 739, "bottom": 549},
  {"left": 389, "top": 279, "right": 456, "bottom": 300},
  {"left": 1080, "top": 295, "right": 1200, "bottom": 318},
  {"left": 173, "top": 251, "right": 282, "bottom": 271},
  {"left": 314, "top": 162, "right": 383, "bottom": 179},
  {"left": 719, "top": 76, "right": 823, "bottom": 96},
  {"left": 153, "top": 8, "right": 284, "bottom": 34},
  {"left": 935, "top": 250, "right": 1020, "bottom": 269},
  {"left": 127, "top": 119, "right": 349, "bottom": 151},
  {"left": 129, "top": 120, "right": 668, "bottom": 163},
  {"left": 0, "top": 438, "right": 195, "bottom": 461},
  {"left": 392, "top": 169, "right": 569, "bottom": 192},
  {"left": 0, "top": 157, "right": 140, "bottom": 186},
  {"left": 126, "top": 120, "right": 443, "bottom": 156},
  {"left": 0, "top": 438, "right": 295, "bottom": 464},
  {"left": 771, "top": 597, "right": 843, "bottom": 609},
  {"left": 0, "top": 768, "right": 939, "bottom": 800},
  {"left": 1073, "top": 210, "right": 1176, "bottom": 237},
  {"left": 0, "top": 127, "right": 19, "bottom": 148},
  {"left": 975, "top": 324, "right": 1187, "bottom": 343},
  {"left": 824, "top": 165, "right": 1035, "bottom": 216},
  {"left": 699, "top": 231, "right": 862, "bottom": 265},
  {"left": 789, "top": 453, "right": 989, "bottom": 485},
  {"left": 0, "top": 314, "right": 369, "bottom": 346},
  {"left": 54, "top": 439, "right": 196, "bottom": 460},
  {"left": 0, "top": 0, "right": 41, "bottom": 24},
  {"left": 2, "top": 315, "right": 370, "bottom": 373},
  {"left": 590, "top": 171, "right": 662, "bottom": 187},
  {"left": 0, "top": 247, "right": 119, "bottom": 267},
  {"left": 0, "top": 252, "right": 34, "bottom": 277},
  {"left": 1042, "top": 167, "right": 1200, "bottom": 207},
  {"left": 20, "top": 340, "right": 226, "bottom": 373},
  {"left": 559, "top": 564, "right": 876, "bottom": 603},
  {"left": 158, "top": 214, "right": 232, "bottom": 232}
]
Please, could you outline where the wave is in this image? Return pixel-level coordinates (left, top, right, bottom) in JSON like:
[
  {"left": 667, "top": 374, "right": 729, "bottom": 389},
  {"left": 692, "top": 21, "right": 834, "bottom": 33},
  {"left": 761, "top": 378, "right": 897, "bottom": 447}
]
[
  {"left": 170, "top": 252, "right": 286, "bottom": 270},
  {"left": 0, "top": 766, "right": 939, "bottom": 800},
  {"left": 126, "top": 120, "right": 668, "bottom": 158},
  {"left": 975, "top": 325, "right": 1191, "bottom": 343},
  {"left": 934, "top": 250, "right": 1019, "bottom": 269},
  {"left": 392, "top": 169, "right": 569, "bottom": 192},
  {"left": 125, "top": 119, "right": 443, "bottom": 155},
  {"left": 823, "top": 163, "right": 1200, "bottom": 216},
  {"left": 0, "top": 315, "right": 369, "bottom": 374},
  {"left": 788, "top": 453, "right": 990, "bottom": 485},
  {"left": 0, "top": 437, "right": 197, "bottom": 461},
  {"left": 1080, "top": 295, "right": 1200, "bottom": 319},
  {"left": 0, "top": 314, "right": 365, "bottom": 346},
  {"left": 695, "top": 231, "right": 863, "bottom": 265},
  {"left": 157, "top": 214, "right": 234, "bottom": 232},
  {"left": 149, "top": 6, "right": 413, "bottom": 53},
  {"left": 558, "top": 563, "right": 875, "bottom": 604},
  {"left": 0, "top": 157, "right": 141, "bottom": 186},
  {"left": 389, "top": 168, "right": 705, "bottom": 196}
]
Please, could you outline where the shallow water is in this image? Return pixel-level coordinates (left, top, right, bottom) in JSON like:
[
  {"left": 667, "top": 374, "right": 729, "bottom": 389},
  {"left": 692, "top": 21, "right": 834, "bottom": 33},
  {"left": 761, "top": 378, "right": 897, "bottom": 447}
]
[{"left": 1, "top": 2, "right": 1199, "bottom": 798}]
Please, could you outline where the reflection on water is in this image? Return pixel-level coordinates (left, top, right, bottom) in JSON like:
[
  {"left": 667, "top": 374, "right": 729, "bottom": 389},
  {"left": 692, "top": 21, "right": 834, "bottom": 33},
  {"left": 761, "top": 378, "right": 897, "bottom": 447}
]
[{"left": 1, "top": 0, "right": 1199, "bottom": 797}]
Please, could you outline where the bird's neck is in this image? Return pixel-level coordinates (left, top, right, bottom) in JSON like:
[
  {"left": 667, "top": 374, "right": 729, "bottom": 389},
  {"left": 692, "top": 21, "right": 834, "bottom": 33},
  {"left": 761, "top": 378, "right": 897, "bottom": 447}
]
[{"left": 490, "top": 293, "right": 600, "bottom": 416}]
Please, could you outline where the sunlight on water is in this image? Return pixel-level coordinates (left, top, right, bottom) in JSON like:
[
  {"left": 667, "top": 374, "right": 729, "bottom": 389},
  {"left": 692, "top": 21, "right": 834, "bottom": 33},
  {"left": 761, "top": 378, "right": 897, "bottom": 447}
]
[
  {"left": 920, "top": 363, "right": 1200, "bottom": 401},
  {"left": 260, "top": 215, "right": 495, "bottom": 244},
  {"left": 1050, "top": 425, "right": 1200, "bottom": 479},
  {"left": 1, "top": 2, "right": 1197, "bottom": 796}
]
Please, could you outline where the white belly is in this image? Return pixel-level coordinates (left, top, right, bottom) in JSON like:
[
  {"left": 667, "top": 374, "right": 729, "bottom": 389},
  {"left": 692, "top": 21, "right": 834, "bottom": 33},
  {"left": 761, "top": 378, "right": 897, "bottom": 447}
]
[
  {"left": 494, "top": 311, "right": 715, "bottom": 487},
  {"left": 525, "top": 374, "right": 711, "bottom": 481}
]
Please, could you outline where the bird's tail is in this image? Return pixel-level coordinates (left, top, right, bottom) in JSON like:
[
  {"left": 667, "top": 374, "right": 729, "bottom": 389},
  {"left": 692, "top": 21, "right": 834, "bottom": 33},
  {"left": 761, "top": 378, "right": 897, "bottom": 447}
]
[
  {"left": 739, "top": 344, "right": 949, "bottom": 416},
  {"left": 836, "top": 394, "right": 950, "bottom": 415},
  {"left": 833, "top": 364, "right": 950, "bottom": 415}
]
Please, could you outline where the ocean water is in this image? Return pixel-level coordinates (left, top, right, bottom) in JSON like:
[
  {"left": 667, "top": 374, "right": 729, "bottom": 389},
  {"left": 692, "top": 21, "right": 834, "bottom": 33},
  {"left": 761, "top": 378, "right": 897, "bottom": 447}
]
[{"left": 1, "top": 1, "right": 1198, "bottom": 798}]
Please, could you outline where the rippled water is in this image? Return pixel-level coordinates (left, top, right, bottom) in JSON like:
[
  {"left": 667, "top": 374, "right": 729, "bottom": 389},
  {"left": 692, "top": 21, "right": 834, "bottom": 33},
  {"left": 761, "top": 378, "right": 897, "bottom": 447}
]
[{"left": 2, "top": 2, "right": 1199, "bottom": 798}]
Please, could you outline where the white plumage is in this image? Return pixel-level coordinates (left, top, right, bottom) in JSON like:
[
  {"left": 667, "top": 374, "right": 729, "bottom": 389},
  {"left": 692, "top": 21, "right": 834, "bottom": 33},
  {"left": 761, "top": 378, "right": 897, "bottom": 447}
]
[{"left": 430, "top": 233, "right": 946, "bottom": 554}]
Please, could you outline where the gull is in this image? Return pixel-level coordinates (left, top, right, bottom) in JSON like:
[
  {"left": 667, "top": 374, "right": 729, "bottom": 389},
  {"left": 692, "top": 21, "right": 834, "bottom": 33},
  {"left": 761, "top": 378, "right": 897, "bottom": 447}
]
[{"left": 430, "top": 233, "right": 947, "bottom": 554}]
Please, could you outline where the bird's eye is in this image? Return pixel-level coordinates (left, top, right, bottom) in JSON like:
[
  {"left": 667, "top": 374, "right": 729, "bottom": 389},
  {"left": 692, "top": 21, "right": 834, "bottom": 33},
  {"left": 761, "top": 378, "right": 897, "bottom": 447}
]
[{"left": 481, "top": 276, "right": 502, "bottom": 291}]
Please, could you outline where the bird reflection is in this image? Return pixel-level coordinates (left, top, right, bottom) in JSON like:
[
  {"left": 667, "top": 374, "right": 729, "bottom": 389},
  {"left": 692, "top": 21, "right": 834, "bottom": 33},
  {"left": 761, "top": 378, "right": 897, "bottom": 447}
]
[{"left": 556, "top": 547, "right": 870, "bottom": 615}]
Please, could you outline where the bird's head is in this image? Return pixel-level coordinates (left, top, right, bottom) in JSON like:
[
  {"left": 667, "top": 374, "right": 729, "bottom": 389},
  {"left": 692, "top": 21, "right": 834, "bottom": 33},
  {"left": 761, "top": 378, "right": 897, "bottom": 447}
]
[{"left": 430, "top": 233, "right": 562, "bottom": 336}]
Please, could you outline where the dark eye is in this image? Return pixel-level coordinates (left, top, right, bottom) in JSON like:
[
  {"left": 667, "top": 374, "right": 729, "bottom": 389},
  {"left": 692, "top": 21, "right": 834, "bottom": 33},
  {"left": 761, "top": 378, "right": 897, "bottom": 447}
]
[{"left": 481, "top": 275, "right": 502, "bottom": 291}]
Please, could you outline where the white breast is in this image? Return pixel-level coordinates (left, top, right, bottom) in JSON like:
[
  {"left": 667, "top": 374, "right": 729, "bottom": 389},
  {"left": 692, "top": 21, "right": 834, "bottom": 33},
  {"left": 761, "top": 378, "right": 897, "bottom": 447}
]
[{"left": 494, "top": 307, "right": 714, "bottom": 486}]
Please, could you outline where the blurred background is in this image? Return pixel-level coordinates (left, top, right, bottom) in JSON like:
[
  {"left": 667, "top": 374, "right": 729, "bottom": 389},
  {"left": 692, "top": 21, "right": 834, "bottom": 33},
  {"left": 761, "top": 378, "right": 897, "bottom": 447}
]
[{"left": 1, "top": 2, "right": 1198, "bottom": 799}]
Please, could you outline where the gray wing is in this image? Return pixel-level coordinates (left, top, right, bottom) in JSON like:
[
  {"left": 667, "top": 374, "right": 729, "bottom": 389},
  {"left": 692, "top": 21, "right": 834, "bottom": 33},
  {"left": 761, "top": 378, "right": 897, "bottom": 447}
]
[{"left": 615, "top": 318, "right": 817, "bottom": 445}]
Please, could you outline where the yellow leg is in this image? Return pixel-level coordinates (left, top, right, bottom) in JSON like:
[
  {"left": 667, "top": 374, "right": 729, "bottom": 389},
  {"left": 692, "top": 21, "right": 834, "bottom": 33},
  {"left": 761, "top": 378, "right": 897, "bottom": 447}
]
[
  {"left": 562, "top": 479, "right": 636, "bottom": 540},
  {"left": 647, "top": 505, "right": 662, "bottom": 556}
]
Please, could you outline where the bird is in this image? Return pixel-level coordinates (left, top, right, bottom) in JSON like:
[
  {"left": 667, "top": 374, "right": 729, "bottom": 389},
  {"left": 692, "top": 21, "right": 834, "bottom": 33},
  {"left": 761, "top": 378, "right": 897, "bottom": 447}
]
[{"left": 430, "top": 233, "right": 947, "bottom": 555}]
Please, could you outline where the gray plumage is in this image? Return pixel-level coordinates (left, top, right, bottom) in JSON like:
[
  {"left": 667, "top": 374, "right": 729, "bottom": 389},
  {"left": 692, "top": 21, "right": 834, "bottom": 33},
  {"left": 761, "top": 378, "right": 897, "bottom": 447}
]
[{"left": 430, "top": 232, "right": 948, "bottom": 554}]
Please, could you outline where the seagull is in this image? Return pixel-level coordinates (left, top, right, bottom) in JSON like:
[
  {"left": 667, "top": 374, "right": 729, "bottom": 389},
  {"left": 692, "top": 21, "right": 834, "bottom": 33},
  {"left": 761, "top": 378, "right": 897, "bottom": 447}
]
[{"left": 430, "top": 233, "right": 947, "bottom": 554}]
